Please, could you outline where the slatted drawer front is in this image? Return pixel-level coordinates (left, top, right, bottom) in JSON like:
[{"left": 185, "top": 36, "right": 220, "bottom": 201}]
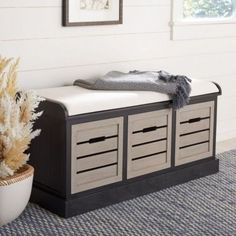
[
  {"left": 175, "top": 101, "right": 215, "bottom": 166},
  {"left": 127, "top": 109, "right": 172, "bottom": 179},
  {"left": 71, "top": 117, "right": 123, "bottom": 193}
]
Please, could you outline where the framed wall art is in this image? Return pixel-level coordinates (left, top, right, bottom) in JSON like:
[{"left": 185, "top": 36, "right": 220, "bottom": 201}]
[{"left": 63, "top": 0, "right": 123, "bottom": 26}]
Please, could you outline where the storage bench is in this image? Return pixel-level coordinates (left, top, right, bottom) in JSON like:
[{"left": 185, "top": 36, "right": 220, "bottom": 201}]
[{"left": 30, "top": 79, "right": 221, "bottom": 218}]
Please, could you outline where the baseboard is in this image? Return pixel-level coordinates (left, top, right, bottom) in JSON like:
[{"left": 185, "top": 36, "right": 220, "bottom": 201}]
[{"left": 217, "top": 138, "right": 236, "bottom": 154}]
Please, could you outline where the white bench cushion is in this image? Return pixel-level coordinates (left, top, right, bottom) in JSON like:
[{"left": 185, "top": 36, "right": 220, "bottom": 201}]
[{"left": 36, "top": 79, "right": 219, "bottom": 116}]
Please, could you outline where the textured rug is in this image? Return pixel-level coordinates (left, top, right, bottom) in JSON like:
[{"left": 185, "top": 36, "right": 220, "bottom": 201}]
[{"left": 1, "top": 150, "right": 236, "bottom": 236}]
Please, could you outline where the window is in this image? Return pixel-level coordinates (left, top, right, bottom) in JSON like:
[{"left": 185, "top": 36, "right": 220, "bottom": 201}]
[
  {"left": 171, "top": 0, "right": 236, "bottom": 40},
  {"left": 184, "top": 0, "right": 236, "bottom": 19}
]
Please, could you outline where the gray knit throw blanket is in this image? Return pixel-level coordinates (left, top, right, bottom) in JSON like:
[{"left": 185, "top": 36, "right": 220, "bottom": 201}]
[{"left": 74, "top": 70, "right": 192, "bottom": 109}]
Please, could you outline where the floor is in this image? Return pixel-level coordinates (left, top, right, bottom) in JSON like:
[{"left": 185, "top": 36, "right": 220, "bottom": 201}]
[
  {"left": 216, "top": 138, "right": 236, "bottom": 154},
  {"left": 1, "top": 150, "right": 236, "bottom": 236}
]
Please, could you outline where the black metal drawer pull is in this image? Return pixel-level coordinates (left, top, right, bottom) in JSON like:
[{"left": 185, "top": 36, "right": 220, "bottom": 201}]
[
  {"left": 188, "top": 117, "right": 201, "bottom": 123},
  {"left": 142, "top": 126, "right": 157, "bottom": 133},
  {"left": 89, "top": 136, "right": 106, "bottom": 143}
]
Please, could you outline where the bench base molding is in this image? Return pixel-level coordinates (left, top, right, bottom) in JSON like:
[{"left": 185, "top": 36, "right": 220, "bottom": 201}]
[{"left": 31, "top": 158, "right": 219, "bottom": 218}]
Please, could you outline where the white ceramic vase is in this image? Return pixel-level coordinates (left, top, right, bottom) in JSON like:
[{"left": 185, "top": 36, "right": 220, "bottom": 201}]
[{"left": 0, "top": 165, "right": 34, "bottom": 226}]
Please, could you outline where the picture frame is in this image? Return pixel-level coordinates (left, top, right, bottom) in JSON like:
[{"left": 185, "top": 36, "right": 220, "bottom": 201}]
[{"left": 63, "top": 0, "right": 123, "bottom": 27}]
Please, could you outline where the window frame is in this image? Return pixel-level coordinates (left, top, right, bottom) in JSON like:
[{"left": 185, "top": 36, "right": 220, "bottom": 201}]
[{"left": 171, "top": 0, "right": 236, "bottom": 40}]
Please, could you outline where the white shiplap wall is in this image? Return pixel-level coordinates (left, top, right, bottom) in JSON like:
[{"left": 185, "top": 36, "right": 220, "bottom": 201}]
[{"left": 0, "top": 0, "right": 235, "bottom": 141}]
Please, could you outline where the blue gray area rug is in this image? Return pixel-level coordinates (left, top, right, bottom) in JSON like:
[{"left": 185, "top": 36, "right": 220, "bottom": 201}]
[{"left": 1, "top": 150, "right": 236, "bottom": 236}]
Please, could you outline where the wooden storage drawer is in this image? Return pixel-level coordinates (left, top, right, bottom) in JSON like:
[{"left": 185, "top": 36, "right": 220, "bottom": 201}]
[
  {"left": 127, "top": 109, "right": 172, "bottom": 179},
  {"left": 71, "top": 117, "right": 123, "bottom": 193},
  {"left": 175, "top": 101, "right": 214, "bottom": 166}
]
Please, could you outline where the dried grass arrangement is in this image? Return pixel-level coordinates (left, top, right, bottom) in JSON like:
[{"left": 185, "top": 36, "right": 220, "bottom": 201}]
[{"left": 0, "top": 56, "right": 44, "bottom": 179}]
